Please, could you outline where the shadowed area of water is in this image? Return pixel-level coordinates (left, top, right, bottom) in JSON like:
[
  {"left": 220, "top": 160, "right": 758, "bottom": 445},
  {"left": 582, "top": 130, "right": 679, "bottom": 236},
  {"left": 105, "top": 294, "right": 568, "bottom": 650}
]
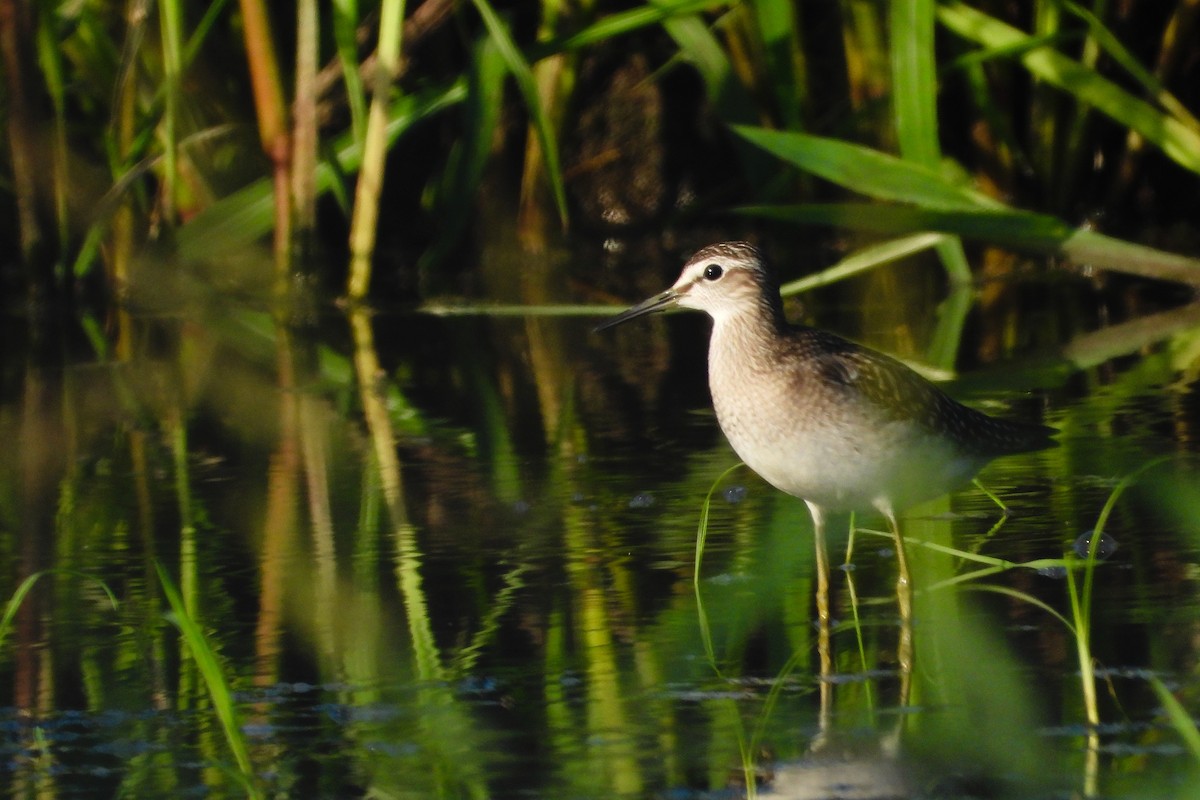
[{"left": 3, "top": 251, "right": 1200, "bottom": 798}]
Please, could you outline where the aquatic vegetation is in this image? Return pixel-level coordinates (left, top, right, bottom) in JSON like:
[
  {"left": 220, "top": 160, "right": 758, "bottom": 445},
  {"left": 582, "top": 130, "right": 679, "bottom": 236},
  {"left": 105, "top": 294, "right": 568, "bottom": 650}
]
[
  {"left": 3, "top": 2, "right": 1200, "bottom": 797},
  {"left": 1, "top": 1, "right": 1198, "bottom": 296}
]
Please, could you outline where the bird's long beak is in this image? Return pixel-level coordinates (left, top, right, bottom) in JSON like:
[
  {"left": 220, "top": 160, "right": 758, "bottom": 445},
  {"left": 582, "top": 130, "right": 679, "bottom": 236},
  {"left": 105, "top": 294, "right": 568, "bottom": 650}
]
[{"left": 593, "top": 289, "right": 679, "bottom": 332}]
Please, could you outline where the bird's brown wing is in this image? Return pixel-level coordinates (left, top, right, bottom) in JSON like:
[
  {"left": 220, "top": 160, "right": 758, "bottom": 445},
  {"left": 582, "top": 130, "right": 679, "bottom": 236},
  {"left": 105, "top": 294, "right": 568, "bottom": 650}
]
[{"left": 799, "top": 329, "right": 1055, "bottom": 455}]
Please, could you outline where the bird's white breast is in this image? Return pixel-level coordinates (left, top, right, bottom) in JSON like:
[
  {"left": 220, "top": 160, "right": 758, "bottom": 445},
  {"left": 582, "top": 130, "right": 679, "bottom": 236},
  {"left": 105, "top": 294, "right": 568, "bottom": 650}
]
[{"left": 707, "top": 322, "right": 984, "bottom": 514}]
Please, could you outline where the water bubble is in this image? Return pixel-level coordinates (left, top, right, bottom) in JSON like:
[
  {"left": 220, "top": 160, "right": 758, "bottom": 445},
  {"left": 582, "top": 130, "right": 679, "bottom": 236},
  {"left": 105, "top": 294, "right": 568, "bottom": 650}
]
[
  {"left": 838, "top": 563, "right": 857, "bottom": 573},
  {"left": 1074, "top": 529, "right": 1118, "bottom": 561},
  {"left": 628, "top": 492, "right": 655, "bottom": 509},
  {"left": 723, "top": 485, "right": 748, "bottom": 503},
  {"left": 459, "top": 675, "right": 498, "bottom": 695}
]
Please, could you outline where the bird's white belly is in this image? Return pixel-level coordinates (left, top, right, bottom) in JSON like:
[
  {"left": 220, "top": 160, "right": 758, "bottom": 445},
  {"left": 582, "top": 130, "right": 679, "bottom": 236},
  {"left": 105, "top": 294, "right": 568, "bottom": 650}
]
[{"left": 712, "top": 372, "right": 980, "bottom": 514}]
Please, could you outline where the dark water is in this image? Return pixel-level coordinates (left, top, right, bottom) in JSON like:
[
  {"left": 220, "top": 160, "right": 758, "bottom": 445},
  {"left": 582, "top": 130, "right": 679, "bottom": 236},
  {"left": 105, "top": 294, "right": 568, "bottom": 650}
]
[{"left": 4, "top": 253, "right": 1200, "bottom": 799}]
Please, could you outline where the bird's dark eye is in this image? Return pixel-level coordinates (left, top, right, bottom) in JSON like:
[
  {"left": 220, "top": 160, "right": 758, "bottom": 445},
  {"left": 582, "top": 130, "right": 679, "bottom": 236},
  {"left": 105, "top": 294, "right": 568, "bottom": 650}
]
[{"left": 703, "top": 263, "right": 723, "bottom": 281}]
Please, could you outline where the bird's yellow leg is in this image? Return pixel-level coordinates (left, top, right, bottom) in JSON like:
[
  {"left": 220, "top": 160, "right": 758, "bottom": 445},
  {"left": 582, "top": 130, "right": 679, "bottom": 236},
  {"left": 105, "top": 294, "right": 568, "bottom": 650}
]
[
  {"left": 886, "top": 508, "right": 913, "bottom": 709},
  {"left": 806, "top": 502, "right": 833, "bottom": 734}
]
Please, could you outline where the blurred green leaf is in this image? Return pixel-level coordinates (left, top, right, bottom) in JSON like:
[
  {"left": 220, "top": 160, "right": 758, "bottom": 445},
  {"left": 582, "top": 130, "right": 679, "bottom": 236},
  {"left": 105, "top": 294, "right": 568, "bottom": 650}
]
[
  {"left": 178, "top": 81, "right": 467, "bottom": 260},
  {"left": 1150, "top": 676, "right": 1200, "bottom": 763},
  {"left": 748, "top": 1, "right": 805, "bottom": 128},
  {"left": 331, "top": 0, "right": 367, "bottom": 144},
  {"left": 778, "top": 232, "right": 948, "bottom": 296},
  {"left": 736, "top": 201, "right": 1200, "bottom": 283},
  {"left": 738, "top": 201, "right": 1070, "bottom": 242},
  {"left": 734, "top": 125, "right": 1001, "bottom": 209},
  {"left": 664, "top": 9, "right": 774, "bottom": 185},
  {"left": 890, "top": 0, "right": 970, "bottom": 282},
  {"left": 891, "top": 0, "right": 939, "bottom": 168},
  {"left": 1057, "top": 0, "right": 1199, "bottom": 133},
  {"left": 470, "top": 0, "right": 569, "bottom": 227},
  {"left": 552, "top": 0, "right": 731, "bottom": 51},
  {"left": 938, "top": 1, "right": 1200, "bottom": 175},
  {"left": 157, "top": 563, "right": 259, "bottom": 794},
  {"left": 419, "top": 34, "right": 507, "bottom": 274}
]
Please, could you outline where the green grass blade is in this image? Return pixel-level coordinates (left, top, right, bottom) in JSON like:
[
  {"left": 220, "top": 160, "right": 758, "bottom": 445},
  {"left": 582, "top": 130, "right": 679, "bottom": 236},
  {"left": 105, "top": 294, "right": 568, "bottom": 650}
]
[
  {"left": 891, "top": 0, "right": 939, "bottom": 167},
  {"left": 778, "top": 232, "right": 948, "bottom": 295},
  {"left": 927, "top": 282, "right": 972, "bottom": 369},
  {"left": 550, "top": 0, "right": 730, "bottom": 51},
  {"left": 736, "top": 202, "right": 1200, "bottom": 283},
  {"left": 183, "top": 0, "right": 233, "bottom": 67},
  {"left": 155, "top": 563, "right": 259, "bottom": 794},
  {"left": 958, "top": 583, "right": 1075, "bottom": 632},
  {"left": 1057, "top": 0, "right": 1199, "bottom": 132},
  {"left": 748, "top": 0, "right": 805, "bottom": 128},
  {"left": 1, "top": 571, "right": 118, "bottom": 652},
  {"left": 419, "top": 33, "right": 507, "bottom": 274},
  {"left": 737, "top": 202, "right": 1071, "bottom": 243},
  {"left": 158, "top": 0, "right": 184, "bottom": 224},
  {"left": 35, "top": 3, "right": 70, "bottom": 263},
  {"left": 1149, "top": 675, "right": 1200, "bottom": 763},
  {"left": 734, "top": 125, "right": 1000, "bottom": 209},
  {"left": 890, "top": 0, "right": 971, "bottom": 283},
  {"left": 694, "top": 463, "right": 743, "bottom": 668},
  {"left": 937, "top": 1, "right": 1200, "bottom": 175},
  {"left": 332, "top": 0, "right": 367, "bottom": 144},
  {"left": 470, "top": 0, "right": 568, "bottom": 227},
  {"left": 694, "top": 463, "right": 745, "bottom": 588},
  {"left": 1064, "top": 555, "right": 1100, "bottom": 733},
  {"left": 662, "top": 9, "right": 774, "bottom": 185},
  {"left": 346, "top": 0, "right": 406, "bottom": 298}
]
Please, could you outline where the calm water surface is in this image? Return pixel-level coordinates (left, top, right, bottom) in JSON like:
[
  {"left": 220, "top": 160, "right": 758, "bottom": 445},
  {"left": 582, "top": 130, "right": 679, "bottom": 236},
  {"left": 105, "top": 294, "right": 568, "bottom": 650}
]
[{"left": 3, "top": 256, "right": 1200, "bottom": 799}]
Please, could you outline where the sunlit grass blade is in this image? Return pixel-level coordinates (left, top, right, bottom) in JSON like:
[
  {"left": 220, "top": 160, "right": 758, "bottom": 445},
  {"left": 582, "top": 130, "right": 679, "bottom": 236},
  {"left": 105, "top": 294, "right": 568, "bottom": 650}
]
[
  {"left": 736, "top": 202, "right": 1200, "bottom": 284},
  {"left": 937, "top": 1, "right": 1200, "bottom": 175},
  {"left": 347, "top": 0, "right": 406, "bottom": 299},
  {"left": 292, "top": 0, "right": 320, "bottom": 234},
  {"left": 158, "top": 0, "right": 184, "bottom": 225},
  {"left": 420, "top": 302, "right": 617, "bottom": 317},
  {"left": 778, "top": 232, "right": 949, "bottom": 296},
  {"left": 891, "top": 0, "right": 939, "bottom": 167},
  {"left": 855, "top": 524, "right": 1072, "bottom": 577},
  {"left": 1057, "top": 0, "right": 1199, "bottom": 133},
  {"left": 155, "top": 562, "right": 260, "bottom": 796},
  {"left": 470, "top": 0, "right": 568, "bottom": 228},
  {"left": 739, "top": 201, "right": 1071, "bottom": 242},
  {"left": 332, "top": 0, "right": 367, "bottom": 144},
  {"left": 1064, "top": 554, "right": 1100, "bottom": 750},
  {"left": 890, "top": 0, "right": 971, "bottom": 283},
  {"left": 734, "top": 125, "right": 1001, "bottom": 209}
]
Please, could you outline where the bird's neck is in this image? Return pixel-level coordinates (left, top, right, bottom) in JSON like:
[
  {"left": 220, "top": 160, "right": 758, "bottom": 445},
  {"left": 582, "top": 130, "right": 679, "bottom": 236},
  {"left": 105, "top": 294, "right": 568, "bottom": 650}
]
[{"left": 709, "top": 307, "right": 786, "bottom": 376}]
